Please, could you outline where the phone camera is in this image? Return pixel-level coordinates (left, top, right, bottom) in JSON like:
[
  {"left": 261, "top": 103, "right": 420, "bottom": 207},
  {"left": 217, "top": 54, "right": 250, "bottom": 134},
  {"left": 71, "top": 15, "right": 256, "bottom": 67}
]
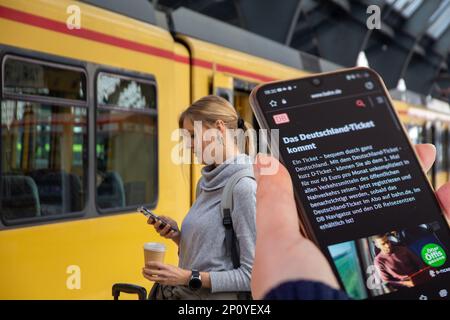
[
  {"left": 365, "top": 81, "right": 374, "bottom": 90},
  {"left": 311, "top": 78, "right": 321, "bottom": 86}
]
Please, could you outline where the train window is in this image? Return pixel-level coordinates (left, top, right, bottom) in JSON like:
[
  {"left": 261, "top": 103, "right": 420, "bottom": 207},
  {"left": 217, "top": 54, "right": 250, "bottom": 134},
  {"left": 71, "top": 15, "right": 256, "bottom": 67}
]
[
  {"left": 1, "top": 57, "right": 88, "bottom": 225},
  {"left": 3, "top": 56, "right": 86, "bottom": 102},
  {"left": 423, "top": 121, "right": 434, "bottom": 185},
  {"left": 97, "top": 73, "right": 156, "bottom": 110},
  {"left": 96, "top": 72, "right": 157, "bottom": 212},
  {"left": 406, "top": 124, "right": 422, "bottom": 144}
]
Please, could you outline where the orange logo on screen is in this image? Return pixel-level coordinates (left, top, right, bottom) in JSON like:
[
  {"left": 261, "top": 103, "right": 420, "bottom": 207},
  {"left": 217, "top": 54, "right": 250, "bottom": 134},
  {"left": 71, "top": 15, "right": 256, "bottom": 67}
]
[{"left": 273, "top": 113, "right": 290, "bottom": 124}]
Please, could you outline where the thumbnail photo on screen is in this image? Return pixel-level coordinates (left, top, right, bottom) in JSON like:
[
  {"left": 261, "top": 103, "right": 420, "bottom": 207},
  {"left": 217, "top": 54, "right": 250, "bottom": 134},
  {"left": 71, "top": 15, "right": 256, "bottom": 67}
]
[{"left": 328, "top": 221, "right": 448, "bottom": 299}]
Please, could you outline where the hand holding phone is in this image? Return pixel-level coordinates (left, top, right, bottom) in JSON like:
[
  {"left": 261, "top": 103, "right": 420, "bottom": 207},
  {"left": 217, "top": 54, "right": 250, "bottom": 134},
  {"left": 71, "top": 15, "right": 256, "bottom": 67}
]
[
  {"left": 249, "top": 67, "right": 450, "bottom": 300},
  {"left": 138, "top": 207, "right": 179, "bottom": 235},
  {"left": 251, "top": 146, "right": 449, "bottom": 300}
]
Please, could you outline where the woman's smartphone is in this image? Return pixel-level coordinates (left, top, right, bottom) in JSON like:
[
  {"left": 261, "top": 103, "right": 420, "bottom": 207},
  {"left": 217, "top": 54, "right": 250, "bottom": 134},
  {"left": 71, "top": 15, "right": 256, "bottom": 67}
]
[
  {"left": 137, "top": 206, "right": 178, "bottom": 232},
  {"left": 250, "top": 67, "right": 450, "bottom": 300}
]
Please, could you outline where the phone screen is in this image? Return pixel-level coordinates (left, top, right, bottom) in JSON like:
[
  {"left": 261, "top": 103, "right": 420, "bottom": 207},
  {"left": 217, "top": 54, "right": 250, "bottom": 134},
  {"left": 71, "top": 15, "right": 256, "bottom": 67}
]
[{"left": 251, "top": 68, "right": 450, "bottom": 300}]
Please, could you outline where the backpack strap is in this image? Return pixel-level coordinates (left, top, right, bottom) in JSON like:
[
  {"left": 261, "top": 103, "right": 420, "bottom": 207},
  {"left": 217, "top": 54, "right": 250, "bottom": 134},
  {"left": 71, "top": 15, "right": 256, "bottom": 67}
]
[{"left": 220, "top": 169, "right": 255, "bottom": 269}]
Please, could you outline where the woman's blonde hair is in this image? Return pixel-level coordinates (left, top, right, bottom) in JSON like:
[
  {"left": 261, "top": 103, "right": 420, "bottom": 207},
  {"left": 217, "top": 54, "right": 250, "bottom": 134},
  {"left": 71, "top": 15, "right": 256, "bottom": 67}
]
[{"left": 179, "top": 95, "right": 254, "bottom": 154}]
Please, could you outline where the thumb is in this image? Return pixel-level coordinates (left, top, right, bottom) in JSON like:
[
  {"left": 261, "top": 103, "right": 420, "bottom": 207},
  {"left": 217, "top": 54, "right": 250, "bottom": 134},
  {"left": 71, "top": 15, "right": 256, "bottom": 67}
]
[
  {"left": 414, "top": 144, "right": 436, "bottom": 173},
  {"left": 253, "top": 154, "right": 304, "bottom": 242}
]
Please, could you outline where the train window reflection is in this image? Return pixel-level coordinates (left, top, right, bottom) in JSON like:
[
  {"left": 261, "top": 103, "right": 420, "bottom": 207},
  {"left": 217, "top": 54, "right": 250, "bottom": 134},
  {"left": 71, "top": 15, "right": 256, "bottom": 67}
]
[
  {"left": 3, "top": 56, "right": 86, "bottom": 102},
  {"left": 97, "top": 72, "right": 156, "bottom": 110},
  {"left": 1, "top": 100, "right": 87, "bottom": 223},
  {"left": 406, "top": 124, "right": 422, "bottom": 144},
  {"left": 96, "top": 73, "right": 157, "bottom": 212}
]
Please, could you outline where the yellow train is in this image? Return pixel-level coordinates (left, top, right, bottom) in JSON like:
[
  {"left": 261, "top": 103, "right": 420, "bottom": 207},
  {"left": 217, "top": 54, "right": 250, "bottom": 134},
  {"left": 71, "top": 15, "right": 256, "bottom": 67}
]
[{"left": 1, "top": 0, "right": 449, "bottom": 299}]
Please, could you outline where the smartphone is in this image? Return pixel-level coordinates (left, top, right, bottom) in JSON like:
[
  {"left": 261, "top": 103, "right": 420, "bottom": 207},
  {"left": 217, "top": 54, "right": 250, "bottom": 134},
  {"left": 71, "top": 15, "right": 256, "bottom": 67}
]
[
  {"left": 137, "top": 206, "right": 178, "bottom": 232},
  {"left": 250, "top": 67, "right": 450, "bottom": 300}
]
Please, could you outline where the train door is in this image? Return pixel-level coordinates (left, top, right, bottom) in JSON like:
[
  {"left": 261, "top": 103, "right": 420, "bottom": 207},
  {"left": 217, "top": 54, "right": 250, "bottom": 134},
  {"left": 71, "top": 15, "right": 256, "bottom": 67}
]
[
  {"left": 233, "top": 79, "right": 258, "bottom": 128},
  {"left": 447, "top": 127, "right": 450, "bottom": 188},
  {"left": 213, "top": 72, "right": 234, "bottom": 103},
  {"left": 423, "top": 121, "right": 434, "bottom": 185},
  {"left": 213, "top": 75, "right": 259, "bottom": 137}
]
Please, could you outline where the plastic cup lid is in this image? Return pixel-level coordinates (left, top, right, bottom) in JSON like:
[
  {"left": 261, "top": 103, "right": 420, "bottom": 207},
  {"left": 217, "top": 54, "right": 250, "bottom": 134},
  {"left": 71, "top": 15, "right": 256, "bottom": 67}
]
[{"left": 143, "top": 242, "right": 166, "bottom": 252}]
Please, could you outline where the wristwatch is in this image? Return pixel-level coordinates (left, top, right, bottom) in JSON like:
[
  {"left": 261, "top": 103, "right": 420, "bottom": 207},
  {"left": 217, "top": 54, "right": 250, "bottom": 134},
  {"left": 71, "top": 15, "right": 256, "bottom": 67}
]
[{"left": 188, "top": 270, "right": 202, "bottom": 291}]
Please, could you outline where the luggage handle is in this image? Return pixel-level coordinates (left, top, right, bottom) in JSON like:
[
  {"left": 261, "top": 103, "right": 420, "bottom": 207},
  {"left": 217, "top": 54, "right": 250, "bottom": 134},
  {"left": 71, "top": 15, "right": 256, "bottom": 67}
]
[{"left": 112, "top": 283, "right": 147, "bottom": 300}]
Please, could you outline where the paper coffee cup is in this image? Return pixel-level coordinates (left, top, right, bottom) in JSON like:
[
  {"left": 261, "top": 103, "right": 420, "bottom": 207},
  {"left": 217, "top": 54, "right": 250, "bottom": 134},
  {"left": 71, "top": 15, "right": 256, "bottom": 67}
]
[{"left": 144, "top": 242, "right": 166, "bottom": 265}]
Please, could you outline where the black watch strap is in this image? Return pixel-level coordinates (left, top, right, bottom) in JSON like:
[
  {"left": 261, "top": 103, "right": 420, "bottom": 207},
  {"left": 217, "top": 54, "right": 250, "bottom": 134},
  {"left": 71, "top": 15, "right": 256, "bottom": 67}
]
[
  {"left": 191, "top": 270, "right": 200, "bottom": 278},
  {"left": 189, "top": 269, "right": 202, "bottom": 291}
]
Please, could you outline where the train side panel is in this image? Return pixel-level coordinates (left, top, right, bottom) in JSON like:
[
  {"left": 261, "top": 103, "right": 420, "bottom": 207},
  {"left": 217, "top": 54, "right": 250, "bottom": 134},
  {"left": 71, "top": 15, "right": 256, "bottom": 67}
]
[{"left": 0, "top": 0, "right": 190, "bottom": 299}]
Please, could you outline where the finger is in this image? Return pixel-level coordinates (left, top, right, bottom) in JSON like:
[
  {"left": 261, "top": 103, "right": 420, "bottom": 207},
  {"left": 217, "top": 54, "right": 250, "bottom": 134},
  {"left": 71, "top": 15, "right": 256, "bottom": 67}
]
[
  {"left": 142, "top": 272, "right": 153, "bottom": 281},
  {"left": 154, "top": 220, "right": 162, "bottom": 231},
  {"left": 147, "top": 217, "right": 156, "bottom": 225},
  {"left": 251, "top": 154, "right": 339, "bottom": 298},
  {"left": 166, "top": 230, "right": 177, "bottom": 238},
  {"left": 414, "top": 144, "right": 436, "bottom": 173},
  {"left": 158, "top": 216, "right": 168, "bottom": 224},
  {"left": 253, "top": 152, "right": 279, "bottom": 181},
  {"left": 436, "top": 182, "right": 450, "bottom": 221},
  {"left": 146, "top": 261, "right": 165, "bottom": 269},
  {"left": 254, "top": 154, "right": 303, "bottom": 241},
  {"left": 159, "top": 217, "right": 174, "bottom": 227},
  {"left": 147, "top": 276, "right": 165, "bottom": 283},
  {"left": 166, "top": 219, "right": 178, "bottom": 228},
  {"left": 143, "top": 268, "right": 167, "bottom": 277},
  {"left": 157, "top": 220, "right": 166, "bottom": 230},
  {"left": 160, "top": 223, "right": 172, "bottom": 237},
  {"left": 166, "top": 218, "right": 176, "bottom": 225},
  {"left": 142, "top": 271, "right": 165, "bottom": 283}
]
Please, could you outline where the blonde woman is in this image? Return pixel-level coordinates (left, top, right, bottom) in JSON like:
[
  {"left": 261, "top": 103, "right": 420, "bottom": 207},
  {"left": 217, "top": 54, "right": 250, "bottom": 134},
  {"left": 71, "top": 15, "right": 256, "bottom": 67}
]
[{"left": 143, "top": 95, "right": 256, "bottom": 299}]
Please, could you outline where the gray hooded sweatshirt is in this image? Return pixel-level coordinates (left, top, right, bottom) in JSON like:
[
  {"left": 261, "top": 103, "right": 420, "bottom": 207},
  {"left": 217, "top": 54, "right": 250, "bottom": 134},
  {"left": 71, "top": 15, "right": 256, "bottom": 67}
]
[{"left": 178, "top": 153, "right": 256, "bottom": 293}]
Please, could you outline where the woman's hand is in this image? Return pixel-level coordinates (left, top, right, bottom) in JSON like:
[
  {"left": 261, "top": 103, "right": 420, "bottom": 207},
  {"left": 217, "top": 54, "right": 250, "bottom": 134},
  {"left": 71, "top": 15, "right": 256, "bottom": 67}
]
[
  {"left": 148, "top": 215, "right": 181, "bottom": 245},
  {"left": 142, "top": 261, "right": 191, "bottom": 286}
]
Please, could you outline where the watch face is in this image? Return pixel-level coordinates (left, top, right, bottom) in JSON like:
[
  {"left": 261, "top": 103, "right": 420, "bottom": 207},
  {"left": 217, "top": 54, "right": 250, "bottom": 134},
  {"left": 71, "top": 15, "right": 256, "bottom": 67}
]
[{"left": 189, "top": 277, "right": 202, "bottom": 290}]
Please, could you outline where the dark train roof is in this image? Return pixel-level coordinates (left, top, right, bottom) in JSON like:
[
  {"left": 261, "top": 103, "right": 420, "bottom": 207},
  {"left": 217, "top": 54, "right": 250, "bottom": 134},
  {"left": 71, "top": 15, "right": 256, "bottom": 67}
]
[
  {"left": 170, "top": 7, "right": 340, "bottom": 74},
  {"left": 79, "top": 0, "right": 157, "bottom": 25},
  {"left": 78, "top": 1, "right": 340, "bottom": 74},
  {"left": 158, "top": 0, "right": 450, "bottom": 102},
  {"left": 170, "top": 7, "right": 305, "bottom": 70},
  {"left": 77, "top": 0, "right": 449, "bottom": 104}
]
